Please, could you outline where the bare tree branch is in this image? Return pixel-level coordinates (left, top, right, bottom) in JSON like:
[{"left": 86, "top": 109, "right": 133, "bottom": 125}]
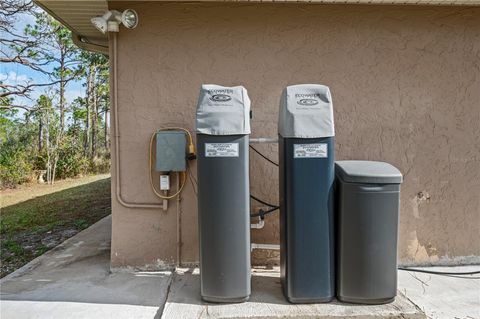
[
  {"left": 0, "top": 1, "right": 34, "bottom": 33},
  {"left": 0, "top": 73, "right": 81, "bottom": 99},
  {"left": 1, "top": 104, "right": 33, "bottom": 111}
]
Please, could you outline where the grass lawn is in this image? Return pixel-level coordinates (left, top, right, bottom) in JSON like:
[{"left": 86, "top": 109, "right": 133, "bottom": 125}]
[{"left": 0, "top": 174, "right": 111, "bottom": 278}]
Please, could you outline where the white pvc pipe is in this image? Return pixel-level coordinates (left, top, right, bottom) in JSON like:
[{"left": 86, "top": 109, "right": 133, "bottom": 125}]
[
  {"left": 251, "top": 243, "right": 280, "bottom": 251},
  {"left": 250, "top": 206, "right": 273, "bottom": 229},
  {"left": 250, "top": 137, "right": 278, "bottom": 144},
  {"left": 250, "top": 218, "right": 265, "bottom": 229}
]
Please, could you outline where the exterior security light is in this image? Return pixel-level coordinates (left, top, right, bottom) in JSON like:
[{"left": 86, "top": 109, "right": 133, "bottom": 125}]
[
  {"left": 121, "top": 9, "right": 138, "bottom": 29},
  {"left": 91, "top": 16, "right": 108, "bottom": 34},
  {"left": 91, "top": 9, "right": 138, "bottom": 34}
]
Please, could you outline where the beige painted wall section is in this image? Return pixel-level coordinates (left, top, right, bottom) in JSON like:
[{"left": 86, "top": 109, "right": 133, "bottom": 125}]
[{"left": 109, "top": 2, "right": 480, "bottom": 269}]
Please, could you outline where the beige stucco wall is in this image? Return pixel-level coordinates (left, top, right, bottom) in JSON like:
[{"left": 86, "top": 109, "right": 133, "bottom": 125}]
[{"left": 109, "top": 2, "right": 480, "bottom": 269}]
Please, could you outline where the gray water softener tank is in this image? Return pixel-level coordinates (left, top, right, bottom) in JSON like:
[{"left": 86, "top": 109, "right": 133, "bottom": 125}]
[
  {"left": 335, "top": 161, "right": 403, "bottom": 304},
  {"left": 196, "top": 84, "right": 251, "bottom": 303},
  {"left": 279, "top": 84, "right": 335, "bottom": 303}
]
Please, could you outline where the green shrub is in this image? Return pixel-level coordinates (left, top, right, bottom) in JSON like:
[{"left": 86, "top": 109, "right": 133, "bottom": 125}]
[
  {"left": 55, "top": 136, "right": 90, "bottom": 179},
  {"left": 0, "top": 140, "right": 33, "bottom": 188}
]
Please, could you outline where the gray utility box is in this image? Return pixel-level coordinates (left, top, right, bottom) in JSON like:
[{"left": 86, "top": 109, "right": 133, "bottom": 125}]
[
  {"left": 196, "top": 84, "right": 251, "bottom": 303},
  {"left": 155, "top": 131, "right": 187, "bottom": 172},
  {"left": 279, "top": 84, "right": 335, "bottom": 303},
  {"left": 335, "top": 160, "right": 403, "bottom": 304}
]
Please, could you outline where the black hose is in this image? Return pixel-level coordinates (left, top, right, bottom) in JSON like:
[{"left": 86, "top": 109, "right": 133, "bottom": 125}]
[
  {"left": 250, "top": 206, "right": 280, "bottom": 218},
  {"left": 249, "top": 145, "right": 279, "bottom": 167},
  {"left": 398, "top": 267, "right": 480, "bottom": 276},
  {"left": 250, "top": 194, "right": 277, "bottom": 208}
]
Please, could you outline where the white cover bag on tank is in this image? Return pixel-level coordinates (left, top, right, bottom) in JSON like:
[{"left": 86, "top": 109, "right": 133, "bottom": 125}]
[
  {"left": 196, "top": 84, "right": 251, "bottom": 303},
  {"left": 279, "top": 84, "right": 334, "bottom": 138},
  {"left": 196, "top": 84, "right": 251, "bottom": 135}
]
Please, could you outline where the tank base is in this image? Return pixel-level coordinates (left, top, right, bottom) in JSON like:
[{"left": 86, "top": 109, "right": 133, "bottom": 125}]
[
  {"left": 286, "top": 295, "right": 334, "bottom": 304},
  {"left": 201, "top": 295, "right": 250, "bottom": 303},
  {"left": 337, "top": 296, "right": 396, "bottom": 305}
]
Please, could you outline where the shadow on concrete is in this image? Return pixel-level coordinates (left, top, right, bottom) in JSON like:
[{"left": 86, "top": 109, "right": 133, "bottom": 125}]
[{"left": 1, "top": 215, "right": 172, "bottom": 319}]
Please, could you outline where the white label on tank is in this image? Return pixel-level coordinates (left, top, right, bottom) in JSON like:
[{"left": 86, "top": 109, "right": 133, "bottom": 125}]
[
  {"left": 205, "top": 143, "right": 239, "bottom": 157},
  {"left": 293, "top": 143, "right": 328, "bottom": 158}
]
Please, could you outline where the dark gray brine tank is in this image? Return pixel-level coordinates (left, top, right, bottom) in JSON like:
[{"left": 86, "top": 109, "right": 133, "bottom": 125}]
[
  {"left": 196, "top": 84, "right": 251, "bottom": 303},
  {"left": 335, "top": 160, "right": 403, "bottom": 304}
]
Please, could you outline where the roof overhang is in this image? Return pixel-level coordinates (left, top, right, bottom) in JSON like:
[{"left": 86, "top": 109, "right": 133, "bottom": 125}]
[
  {"left": 34, "top": 0, "right": 480, "bottom": 54},
  {"left": 34, "top": 0, "right": 109, "bottom": 54}
]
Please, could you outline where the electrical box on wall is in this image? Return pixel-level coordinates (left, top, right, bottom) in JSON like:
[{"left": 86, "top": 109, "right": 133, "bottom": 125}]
[{"left": 155, "top": 131, "right": 187, "bottom": 172}]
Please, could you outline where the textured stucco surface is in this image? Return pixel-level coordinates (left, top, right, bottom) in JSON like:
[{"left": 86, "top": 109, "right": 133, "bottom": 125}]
[{"left": 109, "top": 2, "right": 480, "bottom": 268}]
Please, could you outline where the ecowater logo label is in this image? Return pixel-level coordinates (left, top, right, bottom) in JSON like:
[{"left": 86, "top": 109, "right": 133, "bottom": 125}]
[
  {"left": 208, "top": 89, "right": 233, "bottom": 103},
  {"left": 210, "top": 94, "right": 232, "bottom": 102},
  {"left": 298, "top": 99, "right": 319, "bottom": 106},
  {"left": 295, "top": 93, "right": 321, "bottom": 106}
]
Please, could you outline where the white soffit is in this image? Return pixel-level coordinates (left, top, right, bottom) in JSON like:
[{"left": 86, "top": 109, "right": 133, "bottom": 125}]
[{"left": 34, "top": 1, "right": 109, "bottom": 53}]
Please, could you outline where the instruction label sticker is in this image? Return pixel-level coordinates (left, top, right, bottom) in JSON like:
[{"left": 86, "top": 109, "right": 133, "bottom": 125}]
[
  {"left": 160, "top": 175, "right": 170, "bottom": 190},
  {"left": 293, "top": 143, "right": 328, "bottom": 158},
  {"left": 205, "top": 143, "right": 239, "bottom": 157}
]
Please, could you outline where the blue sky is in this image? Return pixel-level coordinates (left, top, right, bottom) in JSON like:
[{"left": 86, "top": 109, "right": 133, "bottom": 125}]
[{"left": 1, "top": 10, "right": 86, "bottom": 113}]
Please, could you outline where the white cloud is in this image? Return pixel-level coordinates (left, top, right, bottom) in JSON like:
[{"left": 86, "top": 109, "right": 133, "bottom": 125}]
[
  {"left": 0, "top": 71, "right": 32, "bottom": 86},
  {"left": 65, "top": 89, "right": 85, "bottom": 104}
]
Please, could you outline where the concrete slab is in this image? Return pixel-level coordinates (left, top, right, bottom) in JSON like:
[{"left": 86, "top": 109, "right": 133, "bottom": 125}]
[
  {"left": 0, "top": 216, "right": 172, "bottom": 319},
  {"left": 398, "top": 266, "right": 480, "bottom": 319},
  {"left": 161, "top": 268, "right": 425, "bottom": 319},
  {"left": 3, "top": 214, "right": 475, "bottom": 319}
]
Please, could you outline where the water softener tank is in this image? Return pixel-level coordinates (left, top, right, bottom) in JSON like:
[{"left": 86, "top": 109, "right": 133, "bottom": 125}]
[
  {"left": 279, "top": 84, "right": 335, "bottom": 303},
  {"left": 196, "top": 84, "right": 251, "bottom": 303}
]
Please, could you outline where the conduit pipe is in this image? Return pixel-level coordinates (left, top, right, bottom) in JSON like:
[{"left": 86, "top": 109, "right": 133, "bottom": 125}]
[
  {"left": 112, "top": 32, "right": 278, "bottom": 265},
  {"left": 113, "top": 31, "right": 276, "bottom": 208},
  {"left": 176, "top": 172, "right": 182, "bottom": 266},
  {"left": 112, "top": 32, "right": 186, "bottom": 266},
  {"left": 111, "top": 32, "right": 163, "bottom": 209}
]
